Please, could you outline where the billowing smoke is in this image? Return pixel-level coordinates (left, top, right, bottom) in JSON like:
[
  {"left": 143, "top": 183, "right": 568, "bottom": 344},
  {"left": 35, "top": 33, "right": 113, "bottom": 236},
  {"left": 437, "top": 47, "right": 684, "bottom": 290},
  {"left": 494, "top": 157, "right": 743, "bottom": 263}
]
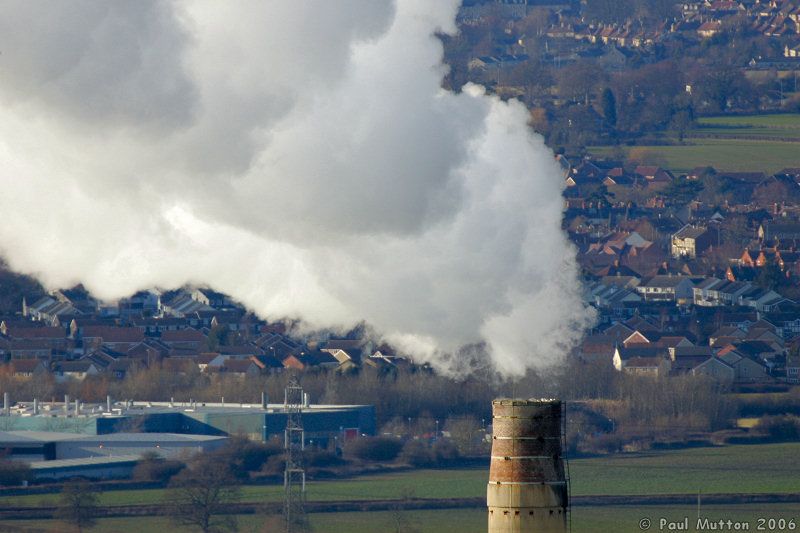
[{"left": 0, "top": 0, "right": 594, "bottom": 376}]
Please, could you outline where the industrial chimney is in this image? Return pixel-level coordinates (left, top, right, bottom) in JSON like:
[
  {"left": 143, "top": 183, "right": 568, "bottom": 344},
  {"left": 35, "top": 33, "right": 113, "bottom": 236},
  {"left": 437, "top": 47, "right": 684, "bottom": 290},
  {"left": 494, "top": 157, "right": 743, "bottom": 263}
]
[{"left": 487, "top": 399, "right": 568, "bottom": 533}]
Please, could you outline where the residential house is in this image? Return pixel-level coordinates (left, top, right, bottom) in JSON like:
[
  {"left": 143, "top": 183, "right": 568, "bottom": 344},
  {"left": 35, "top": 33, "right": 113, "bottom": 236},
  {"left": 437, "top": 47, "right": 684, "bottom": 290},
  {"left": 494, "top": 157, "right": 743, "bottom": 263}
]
[
  {"left": 160, "top": 329, "right": 207, "bottom": 351},
  {"left": 786, "top": 353, "right": 800, "bottom": 383},
  {"left": 283, "top": 351, "right": 339, "bottom": 371},
  {"left": 23, "top": 295, "right": 80, "bottom": 323},
  {"left": 196, "top": 353, "right": 224, "bottom": 372},
  {"left": 585, "top": 280, "right": 642, "bottom": 309},
  {"left": 8, "top": 340, "right": 59, "bottom": 360},
  {"left": 126, "top": 339, "right": 169, "bottom": 365},
  {"left": 159, "top": 291, "right": 214, "bottom": 317},
  {"left": 321, "top": 348, "right": 361, "bottom": 372},
  {"left": 251, "top": 354, "right": 285, "bottom": 372},
  {"left": 634, "top": 166, "right": 674, "bottom": 188},
  {"left": 601, "top": 322, "right": 635, "bottom": 341},
  {"left": 622, "top": 356, "right": 672, "bottom": 377},
  {"left": 737, "top": 286, "right": 791, "bottom": 312},
  {"left": 671, "top": 225, "right": 714, "bottom": 258},
  {"left": 216, "top": 357, "right": 263, "bottom": 378},
  {"left": 576, "top": 335, "right": 617, "bottom": 363},
  {"left": 693, "top": 356, "right": 735, "bottom": 382},
  {"left": 81, "top": 327, "right": 144, "bottom": 353},
  {"left": 693, "top": 278, "right": 752, "bottom": 307},
  {"left": 130, "top": 317, "right": 187, "bottom": 335},
  {"left": 671, "top": 346, "right": 714, "bottom": 362},
  {"left": 107, "top": 359, "right": 136, "bottom": 380},
  {"left": 117, "top": 289, "right": 161, "bottom": 319},
  {"left": 759, "top": 222, "right": 800, "bottom": 242},
  {"left": 612, "top": 345, "right": 669, "bottom": 372},
  {"left": 636, "top": 275, "right": 696, "bottom": 303},
  {"left": 698, "top": 20, "right": 722, "bottom": 37},
  {"left": 716, "top": 347, "right": 770, "bottom": 382},
  {"left": 710, "top": 325, "right": 748, "bottom": 346},
  {"left": 54, "top": 361, "right": 100, "bottom": 382},
  {"left": 7, "top": 360, "right": 48, "bottom": 378},
  {"left": 161, "top": 357, "right": 200, "bottom": 375},
  {"left": 255, "top": 334, "right": 302, "bottom": 360}
]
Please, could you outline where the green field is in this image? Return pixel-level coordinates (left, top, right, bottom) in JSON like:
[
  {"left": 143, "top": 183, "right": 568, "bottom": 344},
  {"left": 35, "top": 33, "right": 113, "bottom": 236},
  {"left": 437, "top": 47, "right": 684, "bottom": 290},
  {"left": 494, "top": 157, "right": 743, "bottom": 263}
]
[
  {"left": 589, "top": 113, "right": 800, "bottom": 173},
  {"left": 694, "top": 114, "right": 800, "bottom": 139},
  {"left": 0, "top": 469, "right": 484, "bottom": 508},
  {"left": 571, "top": 442, "right": 800, "bottom": 496},
  {"left": 1, "top": 443, "right": 798, "bottom": 510},
  {"left": 2, "top": 443, "right": 800, "bottom": 532},
  {"left": 4, "top": 505, "right": 800, "bottom": 533},
  {"left": 591, "top": 138, "right": 800, "bottom": 174}
]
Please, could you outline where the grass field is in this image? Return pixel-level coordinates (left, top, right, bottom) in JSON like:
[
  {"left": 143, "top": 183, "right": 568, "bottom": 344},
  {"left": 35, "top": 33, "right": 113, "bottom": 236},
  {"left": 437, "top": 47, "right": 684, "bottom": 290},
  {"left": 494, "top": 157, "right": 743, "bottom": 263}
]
[
  {"left": 589, "top": 113, "right": 800, "bottom": 173},
  {"left": 4, "top": 504, "right": 800, "bottom": 533},
  {"left": 590, "top": 138, "right": 800, "bottom": 174},
  {"left": 694, "top": 114, "right": 800, "bottom": 139},
  {"left": 1, "top": 443, "right": 799, "bottom": 509},
  {"left": 570, "top": 442, "right": 800, "bottom": 496}
]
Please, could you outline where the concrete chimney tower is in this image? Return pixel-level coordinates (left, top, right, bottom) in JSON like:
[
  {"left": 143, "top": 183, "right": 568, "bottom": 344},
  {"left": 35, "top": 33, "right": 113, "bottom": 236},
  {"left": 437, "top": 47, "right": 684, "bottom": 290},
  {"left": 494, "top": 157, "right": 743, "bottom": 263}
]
[{"left": 487, "top": 399, "right": 568, "bottom": 533}]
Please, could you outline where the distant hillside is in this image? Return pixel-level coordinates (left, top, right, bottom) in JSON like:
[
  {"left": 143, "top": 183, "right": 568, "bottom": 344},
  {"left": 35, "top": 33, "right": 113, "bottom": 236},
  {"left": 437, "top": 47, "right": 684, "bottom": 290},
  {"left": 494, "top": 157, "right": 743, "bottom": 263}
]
[{"left": 0, "top": 261, "right": 45, "bottom": 314}]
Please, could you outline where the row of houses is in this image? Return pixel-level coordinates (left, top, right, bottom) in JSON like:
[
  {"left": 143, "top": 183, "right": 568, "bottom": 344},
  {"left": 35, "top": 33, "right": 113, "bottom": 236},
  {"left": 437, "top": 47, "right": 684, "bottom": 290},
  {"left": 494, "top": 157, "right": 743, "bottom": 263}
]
[
  {"left": 587, "top": 273, "right": 791, "bottom": 310},
  {"left": 0, "top": 311, "right": 410, "bottom": 382},
  {"left": 23, "top": 287, "right": 243, "bottom": 324},
  {"left": 579, "top": 311, "right": 795, "bottom": 382}
]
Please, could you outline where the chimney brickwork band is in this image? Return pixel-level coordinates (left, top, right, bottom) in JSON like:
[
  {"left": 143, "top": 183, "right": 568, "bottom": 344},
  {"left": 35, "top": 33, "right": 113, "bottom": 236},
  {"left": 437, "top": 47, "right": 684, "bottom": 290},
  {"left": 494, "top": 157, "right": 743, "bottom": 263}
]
[{"left": 487, "top": 399, "right": 568, "bottom": 533}]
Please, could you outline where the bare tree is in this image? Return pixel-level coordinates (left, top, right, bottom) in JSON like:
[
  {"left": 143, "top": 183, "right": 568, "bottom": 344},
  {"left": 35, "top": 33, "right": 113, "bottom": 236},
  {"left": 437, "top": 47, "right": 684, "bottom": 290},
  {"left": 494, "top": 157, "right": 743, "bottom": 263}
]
[
  {"left": 55, "top": 480, "right": 98, "bottom": 533},
  {"left": 168, "top": 456, "right": 241, "bottom": 533},
  {"left": 390, "top": 487, "right": 420, "bottom": 533}
]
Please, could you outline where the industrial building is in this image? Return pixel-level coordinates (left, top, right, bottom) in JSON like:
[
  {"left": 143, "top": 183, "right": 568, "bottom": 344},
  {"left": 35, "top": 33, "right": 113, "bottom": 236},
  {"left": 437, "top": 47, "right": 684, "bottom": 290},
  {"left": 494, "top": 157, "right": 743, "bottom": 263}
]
[
  {"left": 0, "top": 395, "right": 375, "bottom": 481},
  {"left": 0, "top": 396, "right": 375, "bottom": 443},
  {"left": 0, "top": 430, "right": 227, "bottom": 461}
]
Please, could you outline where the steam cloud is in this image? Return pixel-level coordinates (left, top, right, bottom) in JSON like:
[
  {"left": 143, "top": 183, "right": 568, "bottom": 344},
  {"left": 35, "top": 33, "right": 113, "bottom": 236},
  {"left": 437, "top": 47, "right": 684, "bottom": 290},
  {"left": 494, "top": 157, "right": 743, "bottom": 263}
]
[{"left": 0, "top": 0, "right": 594, "bottom": 376}]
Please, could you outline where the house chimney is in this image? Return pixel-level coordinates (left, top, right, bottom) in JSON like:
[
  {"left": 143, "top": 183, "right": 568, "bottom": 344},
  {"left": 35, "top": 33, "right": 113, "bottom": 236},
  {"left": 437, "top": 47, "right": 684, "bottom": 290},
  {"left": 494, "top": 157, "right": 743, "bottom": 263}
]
[{"left": 487, "top": 399, "right": 568, "bottom": 533}]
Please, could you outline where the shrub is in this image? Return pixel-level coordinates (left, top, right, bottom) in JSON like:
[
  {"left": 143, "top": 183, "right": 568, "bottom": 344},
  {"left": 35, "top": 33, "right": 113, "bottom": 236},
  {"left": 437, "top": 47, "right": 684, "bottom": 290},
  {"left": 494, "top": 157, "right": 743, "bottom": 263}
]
[
  {"left": 345, "top": 437, "right": 403, "bottom": 462},
  {"left": 305, "top": 450, "right": 346, "bottom": 468},
  {"left": 261, "top": 454, "right": 286, "bottom": 476},
  {"left": 399, "top": 440, "right": 435, "bottom": 467},
  {"left": 132, "top": 452, "right": 185, "bottom": 483},
  {"left": 398, "top": 439, "right": 461, "bottom": 467},
  {"left": 0, "top": 460, "right": 31, "bottom": 486},
  {"left": 582, "top": 433, "right": 627, "bottom": 454},
  {"left": 214, "top": 436, "right": 284, "bottom": 479},
  {"left": 756, "top": 415, "right": 800, "bottom": 440},
  {"left": 432, "top": 440, "right": 460, "bottom": 465}
]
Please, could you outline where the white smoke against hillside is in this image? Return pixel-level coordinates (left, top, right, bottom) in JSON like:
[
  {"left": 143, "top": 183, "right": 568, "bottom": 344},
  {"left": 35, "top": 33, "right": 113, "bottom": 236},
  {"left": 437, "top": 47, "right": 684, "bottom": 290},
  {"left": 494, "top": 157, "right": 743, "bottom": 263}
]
[{"left": 0, "top": 0, "right": 595, "bottom": 376}]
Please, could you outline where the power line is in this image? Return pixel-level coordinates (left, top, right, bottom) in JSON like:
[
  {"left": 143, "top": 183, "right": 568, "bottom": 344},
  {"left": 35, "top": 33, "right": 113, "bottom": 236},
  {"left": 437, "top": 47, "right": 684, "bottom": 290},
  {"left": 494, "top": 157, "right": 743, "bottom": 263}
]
[{"left": 284, "top": 374, "right": 308, "bottom": 533}]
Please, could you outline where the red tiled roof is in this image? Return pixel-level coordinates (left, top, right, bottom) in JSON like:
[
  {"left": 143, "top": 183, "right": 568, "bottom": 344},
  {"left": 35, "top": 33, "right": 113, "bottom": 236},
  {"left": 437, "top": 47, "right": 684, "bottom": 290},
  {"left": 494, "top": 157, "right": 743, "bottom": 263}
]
[
  {"left": 7, "top": 327, "right": 64, "bottom": 340},
  {"left": 161, "top": 329, "right": 207, "bottom": 343},
  {"left": 82, "top": 326, "right": 144, "bottom": 343}
]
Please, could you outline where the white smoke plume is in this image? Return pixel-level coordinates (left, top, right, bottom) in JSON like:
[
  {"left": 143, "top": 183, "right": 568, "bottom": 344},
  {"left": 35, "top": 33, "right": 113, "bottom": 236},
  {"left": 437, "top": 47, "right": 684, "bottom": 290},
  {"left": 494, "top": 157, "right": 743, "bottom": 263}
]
[{"left": 0, "top": 0, "right": 594, "bottom": 376}]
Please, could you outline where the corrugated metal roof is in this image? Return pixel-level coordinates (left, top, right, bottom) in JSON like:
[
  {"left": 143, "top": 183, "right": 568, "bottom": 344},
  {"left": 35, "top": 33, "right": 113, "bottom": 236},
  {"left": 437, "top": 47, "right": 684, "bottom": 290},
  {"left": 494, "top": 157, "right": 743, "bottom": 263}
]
[{"left": 30, "top": 455, "right": 140, "bottom": 469}]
